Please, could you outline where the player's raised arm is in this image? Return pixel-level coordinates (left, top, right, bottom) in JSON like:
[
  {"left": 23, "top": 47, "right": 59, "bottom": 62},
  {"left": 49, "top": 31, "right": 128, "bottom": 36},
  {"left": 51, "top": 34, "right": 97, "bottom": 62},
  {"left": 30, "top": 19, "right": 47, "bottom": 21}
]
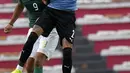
[
  {"left": 9, "top": 0, "right": 24, "bottom": 26},
  {"left": 4, "top": 0, "right": 24, "bottom": 34}
]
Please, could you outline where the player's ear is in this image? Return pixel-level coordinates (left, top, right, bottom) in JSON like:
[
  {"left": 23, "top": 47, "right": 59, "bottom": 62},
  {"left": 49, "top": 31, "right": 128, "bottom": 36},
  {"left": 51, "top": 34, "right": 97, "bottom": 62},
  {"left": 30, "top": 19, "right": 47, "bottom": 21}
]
[{"left": 42, "top": 0, "right": 47, "bottom": 5}]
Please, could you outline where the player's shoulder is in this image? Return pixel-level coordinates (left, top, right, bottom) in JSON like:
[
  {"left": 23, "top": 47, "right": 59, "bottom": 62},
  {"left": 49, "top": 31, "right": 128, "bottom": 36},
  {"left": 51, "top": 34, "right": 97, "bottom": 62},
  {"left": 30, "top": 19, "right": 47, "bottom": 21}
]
[{"left": 19, "top": 0, "right": 28, "bottom": 3}]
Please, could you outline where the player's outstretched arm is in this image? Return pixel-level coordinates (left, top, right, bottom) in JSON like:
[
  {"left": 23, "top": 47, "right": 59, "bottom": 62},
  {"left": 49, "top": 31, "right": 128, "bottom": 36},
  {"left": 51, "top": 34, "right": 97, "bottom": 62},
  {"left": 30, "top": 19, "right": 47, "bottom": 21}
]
[
  {"left": 9, "top": 1, "right": 24, "bottom": 26},
  {"left": 4, "top": 1, "right": 24, "bottom": 34}
]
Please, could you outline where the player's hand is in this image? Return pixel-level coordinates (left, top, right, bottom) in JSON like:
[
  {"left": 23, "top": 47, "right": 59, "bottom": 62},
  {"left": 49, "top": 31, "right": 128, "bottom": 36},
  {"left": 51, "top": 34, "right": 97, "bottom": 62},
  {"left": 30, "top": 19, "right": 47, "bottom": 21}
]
[{"left": 4, "top": 24, "right": 13, "bottom": 34}]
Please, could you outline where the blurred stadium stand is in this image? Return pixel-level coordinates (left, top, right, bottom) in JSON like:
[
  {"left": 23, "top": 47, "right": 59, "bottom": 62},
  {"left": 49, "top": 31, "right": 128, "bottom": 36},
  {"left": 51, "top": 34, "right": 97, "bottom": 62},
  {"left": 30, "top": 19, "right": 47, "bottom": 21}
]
[{"left": 0, "top": 0, "right": 130, "bottom": 73}]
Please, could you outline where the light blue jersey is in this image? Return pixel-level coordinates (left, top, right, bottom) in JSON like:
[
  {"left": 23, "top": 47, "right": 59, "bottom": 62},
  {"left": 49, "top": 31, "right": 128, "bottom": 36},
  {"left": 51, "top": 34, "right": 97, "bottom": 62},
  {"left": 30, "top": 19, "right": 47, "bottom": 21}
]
[{"left": 48, "top": 0, "right": 77, "bottom": 11}]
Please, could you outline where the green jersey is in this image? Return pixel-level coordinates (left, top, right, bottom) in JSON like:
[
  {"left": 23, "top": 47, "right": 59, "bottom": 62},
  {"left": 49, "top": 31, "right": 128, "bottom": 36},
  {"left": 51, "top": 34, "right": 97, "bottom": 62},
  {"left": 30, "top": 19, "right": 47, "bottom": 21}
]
[{"left": 19, "top": 0, "right": 46, "bottom": 27}]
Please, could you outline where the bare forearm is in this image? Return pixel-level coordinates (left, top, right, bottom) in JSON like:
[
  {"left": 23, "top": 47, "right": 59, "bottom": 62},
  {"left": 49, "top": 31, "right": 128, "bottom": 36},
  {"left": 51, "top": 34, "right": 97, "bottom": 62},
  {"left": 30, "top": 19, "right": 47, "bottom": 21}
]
[{"left": 9, "top": 4, "right": 24, "bottom": 25}]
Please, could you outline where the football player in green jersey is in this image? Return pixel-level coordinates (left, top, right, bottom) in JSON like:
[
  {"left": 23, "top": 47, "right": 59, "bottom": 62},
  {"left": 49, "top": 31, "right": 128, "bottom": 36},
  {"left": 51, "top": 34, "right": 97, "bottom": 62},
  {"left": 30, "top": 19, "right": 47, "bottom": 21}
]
[{"left": 4, "top": 0, "right": 59, "bottom": 73}]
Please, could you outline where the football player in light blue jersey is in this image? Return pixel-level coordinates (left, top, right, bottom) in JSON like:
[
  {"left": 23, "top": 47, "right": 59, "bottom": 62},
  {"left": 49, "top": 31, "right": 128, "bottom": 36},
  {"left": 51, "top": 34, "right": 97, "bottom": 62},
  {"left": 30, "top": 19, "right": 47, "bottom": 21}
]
[{"left": 11, "top": 0, "right": 77, "bottom": 73}]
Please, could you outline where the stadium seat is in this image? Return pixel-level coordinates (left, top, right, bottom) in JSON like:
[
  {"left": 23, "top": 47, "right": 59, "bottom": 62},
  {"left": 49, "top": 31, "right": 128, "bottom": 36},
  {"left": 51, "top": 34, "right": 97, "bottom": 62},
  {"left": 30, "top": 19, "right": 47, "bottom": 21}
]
[
  {"left": 100, "top": 46, "right": 130, "bottom": 56},
  {"left": 113, "top": 61, "right": 130, "bottom": 71},
  {"left": 87, "top": 30, "right": 130, "bottom": 41},
  {"left": 0, "top": 50, "right": 62, "bottom": 67},
  {"left": 91, "top": 39, "right": 130, "bottom": 54},
  {"left": 76, "top": 14, "right": 130, "bottom": 25},
  {"left": 0, "top": 0, "right": 12, "bottom": 4},
  {"left": 0, "top": 35, "right": 26, "bottom": 45},
  {"left": 82, "top": 23, "right": 130, "bottom": 36},
  {"left": 76, "top": 1, "right": 130, "bottom": 73},
  {"left": 118, "top": 71, "right": 130, "bottom": 73},
  {"left": 0, "top": 3, "right": 26, "bottom": 19},
  {"left": 106, "top": 56, "right": 130, "bottom": 69}
]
